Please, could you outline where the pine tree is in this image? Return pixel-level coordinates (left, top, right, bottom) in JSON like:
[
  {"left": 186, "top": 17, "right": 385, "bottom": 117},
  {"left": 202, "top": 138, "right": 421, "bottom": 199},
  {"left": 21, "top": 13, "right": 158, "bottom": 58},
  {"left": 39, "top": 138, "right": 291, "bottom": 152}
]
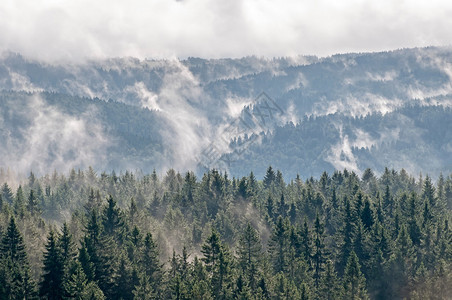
[
  {"left": 337, "top": 195, "right": 354, "bottom": 275},
  {"left": 201, "top": 228, "right": 232, "bottom": 298},
  {"left": 40, "top": 230, "right": 64, "bottom": 300},
  {"left": 27, "top": 190, "right": 40, "bottom": 216},
  {"left": 59, "top": 223, "right": 77, "bottom": 269},
  {"left": 84, "top": 188, "right": 97, "bottom": 215},
  {"left": 268, "top": 217, "right": 290, "bottom": 273},
  {"left": 113, "top": 257, "right": 134, "bottom": 300},
  {"left": 141, "top": 232, "right": 163, "bottom": 296},
  {"left": 1, "top": 182, "right": 14, "bottom": 204},
  {"left": 299, "top": 218, "right": 311, "bottom": 264},
  {"left": 317, "top": 260, "right": 342, "bottom": 300},
  {"left": 407, "top": 194, "right": 421, "bottom": 246},
  {"left": 63, "top": 261, "right": 88, "bottom": 299},
  {"left": 277, "top": 193, "right": 289, "bottom": 218},
  {"left": 361, "top": 197, "right": 373, "bottom": 230},
  {"left": 266, "top": 194, "right": 275, "bottom": 222},
  {"left": 273, "top": 272, "right": 299, "bottom": 299},
  {"left": 353, "top": 220, "right": 369, "bottom": 278},
  {"left": 237, "top": 222, "right": 262, "bottom": 289},
  {"left": 84, "top": 209, "right": 115, "bottom": 298},
  {"left": 312, "top": 213, "right": 327, "bottom": 287},
  {"left": 263, "top": 166, "right": 276, "bottom": 189},
  {"left": 343, "top": 251, "right": 368, "bottom": 300},
  {"left": 14, "top": 185, "right": 25, "bottom": 217},
  {"left": 78, "top": 244, "right": 95, "bottom": 282},
  {"left": 133, "top": 272, "right": 155, "bottom": 300},
  {"left": 422, "top": 175, "right": 436, "bottom": 210},
  {"left": 1, "top": 216, "right": 37, "bottom": 298},
  {"left": 102, "top": 195, "right": 125, "bottom": 243}
]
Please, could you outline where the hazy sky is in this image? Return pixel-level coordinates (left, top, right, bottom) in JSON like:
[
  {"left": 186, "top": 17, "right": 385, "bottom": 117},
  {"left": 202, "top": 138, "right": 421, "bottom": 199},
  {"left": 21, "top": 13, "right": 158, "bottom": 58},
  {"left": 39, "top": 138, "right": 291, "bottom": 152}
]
[{"left": 1, "top": 0, "right": 451, "bottom": 61}]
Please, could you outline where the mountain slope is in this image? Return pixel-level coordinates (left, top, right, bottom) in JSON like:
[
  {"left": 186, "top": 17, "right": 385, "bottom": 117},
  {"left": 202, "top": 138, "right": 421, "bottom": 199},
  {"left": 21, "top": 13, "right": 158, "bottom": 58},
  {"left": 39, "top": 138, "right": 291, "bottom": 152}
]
[{"left": 0, "top": 47, "right": 451, "bottom": 178}]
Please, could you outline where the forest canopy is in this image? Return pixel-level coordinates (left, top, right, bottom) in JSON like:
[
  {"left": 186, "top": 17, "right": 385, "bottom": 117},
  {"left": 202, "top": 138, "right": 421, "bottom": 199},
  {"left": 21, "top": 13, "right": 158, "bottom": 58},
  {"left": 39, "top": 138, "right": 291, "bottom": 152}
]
[{"left": 0, "top": 167, "right": 451, "bottom": 299}]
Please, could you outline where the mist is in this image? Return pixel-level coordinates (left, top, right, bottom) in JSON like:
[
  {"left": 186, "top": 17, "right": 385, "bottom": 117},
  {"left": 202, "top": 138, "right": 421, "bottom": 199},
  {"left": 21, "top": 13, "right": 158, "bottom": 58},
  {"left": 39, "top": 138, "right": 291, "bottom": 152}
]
[
  {"left": 1, "top": 0, "right": 452, "bottom": 62},
  {"left": 0, "top": 94, "right": 111, "bottom": 176}
]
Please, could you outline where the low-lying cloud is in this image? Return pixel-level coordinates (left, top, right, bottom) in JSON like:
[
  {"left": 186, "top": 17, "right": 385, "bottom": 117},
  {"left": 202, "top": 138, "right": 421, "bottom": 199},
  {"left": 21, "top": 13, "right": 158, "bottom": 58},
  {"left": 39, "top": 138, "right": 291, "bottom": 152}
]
[
  {"left": 1, "top": 0, "right": 452, "bottom": 62},
  {"left": 0, "top": 94, "right": 111, "bottom": 176}
]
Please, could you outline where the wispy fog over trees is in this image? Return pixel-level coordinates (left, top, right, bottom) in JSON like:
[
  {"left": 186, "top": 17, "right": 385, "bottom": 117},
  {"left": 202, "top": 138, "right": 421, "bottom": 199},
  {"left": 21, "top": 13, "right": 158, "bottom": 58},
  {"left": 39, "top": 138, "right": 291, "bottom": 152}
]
[{"left": 0, "top": 167, "right": 450, "bottom": 299}]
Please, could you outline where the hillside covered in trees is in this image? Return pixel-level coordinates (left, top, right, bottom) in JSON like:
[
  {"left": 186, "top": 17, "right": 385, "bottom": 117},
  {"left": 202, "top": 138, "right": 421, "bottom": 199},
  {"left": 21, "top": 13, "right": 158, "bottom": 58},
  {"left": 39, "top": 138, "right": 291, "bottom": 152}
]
[
  {"left": 1, "top": 47, "right": 452, "bottom": 178},
  {"left": 0, "top": 167, "right": 451, "bottom": 299}
]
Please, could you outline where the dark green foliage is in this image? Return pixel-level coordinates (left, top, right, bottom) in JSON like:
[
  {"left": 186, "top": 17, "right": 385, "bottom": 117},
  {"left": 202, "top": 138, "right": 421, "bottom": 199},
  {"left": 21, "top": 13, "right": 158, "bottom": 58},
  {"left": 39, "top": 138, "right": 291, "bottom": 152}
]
[
  {"left": 263, "top": 166, "right": 276, "bottom": 189},
  {"left": 237, "top": 222, "right": 262, "bottom": 289},
  {"left": 2, "top": 183, "right": 14, "bottom": 205},
  {"left": 0, "top": 167, "right": 450, "bottom": 299},
  {"left": 312, "top": 213, "right": 327, "bottom": 287},
  {"left": 141, "top": 232, "right": 163, "bottom": 296},
  {"left": 268, "top": 217, "right": 291, "bottom": 273},
  {"left": 0, "top": 217, "right": 37, "bottom": 299},
  {"left": 343, "top": 251, "right": 369, "bottom": 299},
  {"left": 27, "top": 190, "right": 40, "bottom": 216},
  {"left": 40, "top": 230, "right": 64, "bottom": 300}
]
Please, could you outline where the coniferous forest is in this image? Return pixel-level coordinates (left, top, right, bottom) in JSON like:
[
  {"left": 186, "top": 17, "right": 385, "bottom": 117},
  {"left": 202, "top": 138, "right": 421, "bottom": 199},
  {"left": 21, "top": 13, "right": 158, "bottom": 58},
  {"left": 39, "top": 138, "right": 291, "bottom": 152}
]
[{"left": 0, "top": 167, "right": 451, "bottom": 299}]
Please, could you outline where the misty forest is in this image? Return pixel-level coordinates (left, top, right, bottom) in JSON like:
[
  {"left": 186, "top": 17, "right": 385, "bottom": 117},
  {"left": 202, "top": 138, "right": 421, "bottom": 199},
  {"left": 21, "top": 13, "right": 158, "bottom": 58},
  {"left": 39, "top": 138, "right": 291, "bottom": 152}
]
[
  {"left": 0, "top": 167, "right": 451, "bottom": 299},
  {"left": 0, "top": 47, "right": 452, "bottom": 300}
]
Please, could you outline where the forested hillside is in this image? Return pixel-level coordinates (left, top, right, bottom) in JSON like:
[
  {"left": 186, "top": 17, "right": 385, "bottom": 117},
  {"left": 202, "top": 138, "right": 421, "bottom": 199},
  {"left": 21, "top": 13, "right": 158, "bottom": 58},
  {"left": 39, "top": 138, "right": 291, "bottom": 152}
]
[
  {"left": 227, "top": 105, "right": 452, "bottom": 178},
  {"left": 0, "top": 167, "right": 450, "bottom": 299},
  {"left": 1, "top": 90, "right": 451, "bottom": 179}
]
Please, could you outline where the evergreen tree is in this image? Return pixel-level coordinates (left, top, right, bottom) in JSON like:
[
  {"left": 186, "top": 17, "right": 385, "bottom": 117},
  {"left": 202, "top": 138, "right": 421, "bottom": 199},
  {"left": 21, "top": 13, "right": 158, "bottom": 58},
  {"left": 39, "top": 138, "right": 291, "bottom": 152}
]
[
  {"left": 266, "top": 194, "right": 274, "bottom": 222},
  {"left": 0, "top": 216, "right": 37, "bottom": 299},
  {"left": 40, "top": 230, "right": 64, "bottom": 300},
  {"left": 299, "top": 218, "right": 311, "bottom": 264},
  {"left": 317, "top": 260, "right": 342, "bottom": 300},
  {"left": 201, "top": 228, "right": 232, "bottom": 298},
  {"left": 113, "top": 257, "right": 134, "bottom": 300},
  {"left": 237, "top": 222, "right": 262, "bottom": 289},
  {"left": 422, "top": 175, "right": 436, "bottom": 210},
  {"left": 133, "top": 272, "right": 154, "bottom": 300},
  {"left": 14, "top": 185, "right": 25, "bottom": 217},
  {"left": 277, "top": 193, "right": 289, "bottom": 218},
  {"left": 102, "top": 195, "right": 125, "bottom": 243},
  {"left": 78, "top": 244, "right": 95, "bottom": 282},
  {"left": 141, "top": 232, "right": 163, "bottom": 296},
  {"left": 27, "top": 190, "right": 40, "bottom": 216},
  {"left": 312, "top": 213, "right": 327, "bottom": 287},
  {"left": 84, "top": 209, "right": 115, "bottom": 298},
  {"left": 361, "top": 197, "right": 373, "bottom": 230},
  {"left": 268, "top": 217, "right": 290, "bottom": 273},
  {"left": 263, "top": 166, "right": 276, "bottom": 189},
  {"left": 1, "top": 182, "right": 14, "bottom": 204},
  {"left": 343, "top": 251, "right": 368, "bottom": 300},
  {"left": 337, "top": 195, "right": 354, "bottom": 275}
]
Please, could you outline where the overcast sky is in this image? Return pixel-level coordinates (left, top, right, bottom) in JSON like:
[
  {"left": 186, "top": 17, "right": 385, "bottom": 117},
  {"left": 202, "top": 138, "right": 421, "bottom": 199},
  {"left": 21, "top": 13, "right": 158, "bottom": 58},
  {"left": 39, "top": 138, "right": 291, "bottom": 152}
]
[{"left": 1, "top": 0, "right": 452, "bottom": 62}]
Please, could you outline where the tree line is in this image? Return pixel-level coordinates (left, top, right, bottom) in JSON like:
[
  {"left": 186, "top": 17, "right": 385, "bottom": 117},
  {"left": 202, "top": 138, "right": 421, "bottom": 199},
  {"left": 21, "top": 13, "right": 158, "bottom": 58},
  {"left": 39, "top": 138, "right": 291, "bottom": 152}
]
[{"left": 0, "top": 166, "right": 451, "bottom": 299}]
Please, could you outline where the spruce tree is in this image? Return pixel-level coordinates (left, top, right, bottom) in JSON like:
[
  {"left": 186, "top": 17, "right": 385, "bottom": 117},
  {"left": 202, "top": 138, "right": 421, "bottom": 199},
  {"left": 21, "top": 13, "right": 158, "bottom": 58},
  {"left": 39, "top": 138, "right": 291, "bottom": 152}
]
[
  {"left": 318, "top": 260, "right": 343, "bottom": 299},
  {"left": 14, "top": 185, "right": 25, "bottom": 217},
  {"left": 1, "top": 216, "right": 37, "bottom": 298},
  {"left": 141, "top": 232, "right": 163, "bottom": 297},
  {"left": 40, "top": 230, "right": 64, "bottom": 300},
  {"left": 312, "top": 213, "right": 327, "bottom": 287},
  {"left": 63, "top": 261, "right": 88, "bottom": 299},
  {"left": 237, "top": 222, "right": 262, "bottom": 289},
  {"left": 27, "top": 190, "right": 40, "bottom": 216},
  {"left": 1, "top": 182, "right": 14, "bottom": 204},
  {"left": 343, "top": 251, "right": 368, "bottom": 300},
  {"left": 268, "top": 217, "right": 290, "bottom": 273}
]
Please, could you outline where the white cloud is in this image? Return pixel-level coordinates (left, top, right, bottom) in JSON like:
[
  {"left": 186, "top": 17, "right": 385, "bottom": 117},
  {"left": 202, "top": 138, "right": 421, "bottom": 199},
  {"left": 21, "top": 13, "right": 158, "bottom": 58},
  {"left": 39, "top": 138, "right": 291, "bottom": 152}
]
[
  {"left": 1, "top": 0, "right": 451, "bottom": 62},
  {"left": 326, "top": 125, "right": 360, "bottom": 174},
  {"left": 0, "top": 95, "right": 111, "bottom": 175}
]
